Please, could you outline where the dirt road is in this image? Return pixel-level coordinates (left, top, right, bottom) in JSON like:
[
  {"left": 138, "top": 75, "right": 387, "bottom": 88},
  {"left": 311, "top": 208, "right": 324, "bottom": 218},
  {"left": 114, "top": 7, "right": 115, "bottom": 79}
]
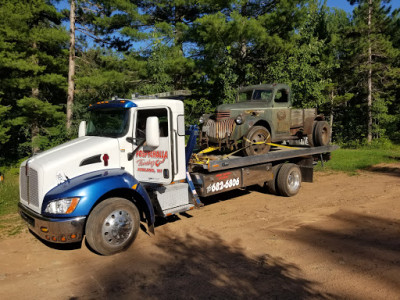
[{"left": 1, "top": 164, "right": 400, "bottom": 299}]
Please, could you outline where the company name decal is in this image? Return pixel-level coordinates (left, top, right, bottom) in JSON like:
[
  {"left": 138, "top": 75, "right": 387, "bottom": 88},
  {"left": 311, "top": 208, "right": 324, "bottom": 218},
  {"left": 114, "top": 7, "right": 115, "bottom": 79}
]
[{"left": 136, "top": 150, "right": 168, "bottom": 172}]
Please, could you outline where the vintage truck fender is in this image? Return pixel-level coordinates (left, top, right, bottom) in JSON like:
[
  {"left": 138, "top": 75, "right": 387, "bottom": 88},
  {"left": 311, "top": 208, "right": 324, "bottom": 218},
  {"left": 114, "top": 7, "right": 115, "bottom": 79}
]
[
  {"left": 42, "top": 168, "right": 155, "bottom": 230},
  {"left": 231, "top": 117, "right": 276, "bottom": 141}
]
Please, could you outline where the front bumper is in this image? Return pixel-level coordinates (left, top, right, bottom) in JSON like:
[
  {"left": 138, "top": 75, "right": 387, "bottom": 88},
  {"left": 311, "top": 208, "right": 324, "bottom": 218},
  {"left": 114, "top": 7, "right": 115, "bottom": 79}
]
[{"left": 18, "top": 203, "right": 86, "bottom": 243}]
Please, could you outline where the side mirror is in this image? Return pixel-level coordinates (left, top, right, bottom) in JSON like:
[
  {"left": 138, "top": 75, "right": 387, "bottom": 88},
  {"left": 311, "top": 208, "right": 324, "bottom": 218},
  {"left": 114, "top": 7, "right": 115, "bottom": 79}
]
[
  {"left": 146, "top": 117, "right": 160, "bottom": 147},
  {"left": 78, "top": 121, "right": 86, "bottom": 137}
]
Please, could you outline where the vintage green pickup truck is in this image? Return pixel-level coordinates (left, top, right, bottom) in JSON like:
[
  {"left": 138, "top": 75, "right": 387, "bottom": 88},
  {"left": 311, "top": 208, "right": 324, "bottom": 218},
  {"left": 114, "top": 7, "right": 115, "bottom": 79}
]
[{"left": 199, "top": 83, "right": 330, "bottom": 155}]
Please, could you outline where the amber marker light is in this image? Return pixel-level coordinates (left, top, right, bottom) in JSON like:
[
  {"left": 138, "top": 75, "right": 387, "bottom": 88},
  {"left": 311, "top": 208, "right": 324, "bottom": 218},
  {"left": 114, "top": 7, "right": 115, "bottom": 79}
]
[
  {"left": 60, "top": 236, "right": 66, "bottom": 242},
  {"left": 70, "top": 234, "right": 77, "bottom": 239},
  {"left": 40, "top": 226, "right": 49, "bottom": 233},
  {"left": 65, "top": 197, "right": 80, "bottom": 214},
  {"left": 52, "top": 236, "right": 57, "bottom": 241},
  {"left": 132, "top": 184, "right": 138, "bottom": 190}
]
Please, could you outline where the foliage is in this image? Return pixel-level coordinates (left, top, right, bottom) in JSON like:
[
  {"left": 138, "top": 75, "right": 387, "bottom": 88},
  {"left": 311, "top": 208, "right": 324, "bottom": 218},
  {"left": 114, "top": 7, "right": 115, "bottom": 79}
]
[
  {"left": 0, "top": 0, "right": 400, "bottom": 167},
  {"left": 0, "top": 0, "right": 68, "bottom": 165}
]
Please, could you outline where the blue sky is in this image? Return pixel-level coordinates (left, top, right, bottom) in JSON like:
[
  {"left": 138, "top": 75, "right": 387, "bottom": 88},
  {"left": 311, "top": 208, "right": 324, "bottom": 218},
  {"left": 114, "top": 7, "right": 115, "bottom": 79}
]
[{"left": 327, "top": 0, "right": 400, "bottom": 12}]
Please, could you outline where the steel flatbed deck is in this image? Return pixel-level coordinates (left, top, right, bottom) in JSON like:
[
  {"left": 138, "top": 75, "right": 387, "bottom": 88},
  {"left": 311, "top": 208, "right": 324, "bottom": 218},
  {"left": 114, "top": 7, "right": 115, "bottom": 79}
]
[{"left": 189, "top": 145, "right": 339, "bottom": 173}]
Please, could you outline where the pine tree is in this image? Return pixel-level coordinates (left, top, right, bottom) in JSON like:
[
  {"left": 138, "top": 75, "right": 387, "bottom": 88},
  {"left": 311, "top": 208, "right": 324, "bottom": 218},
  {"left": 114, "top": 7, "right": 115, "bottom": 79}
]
[
  {"left": 346, "top": 0, "right": 398, "bottom": 142},
  {"left": 0, "top": 0, "right": 68, "bottom": 161}
]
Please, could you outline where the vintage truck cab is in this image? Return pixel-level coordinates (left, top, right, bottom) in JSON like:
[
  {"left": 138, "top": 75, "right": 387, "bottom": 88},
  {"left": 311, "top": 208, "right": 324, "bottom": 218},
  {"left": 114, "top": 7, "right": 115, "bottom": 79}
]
[{"left": 199, "top": 84, "right": 330, "bottom": 155}]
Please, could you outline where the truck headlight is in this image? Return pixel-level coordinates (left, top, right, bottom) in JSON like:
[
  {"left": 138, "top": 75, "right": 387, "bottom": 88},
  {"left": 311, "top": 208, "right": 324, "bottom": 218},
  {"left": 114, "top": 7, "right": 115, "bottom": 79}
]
[
  {"left": 235, "top": 115, "right": 243, "bottom": 125},
  {"left": 199, "top": 116, "right": 205, "bottom": 124},
  {"left": 44, "top": 197, "right": 80, "bottom": 214}
]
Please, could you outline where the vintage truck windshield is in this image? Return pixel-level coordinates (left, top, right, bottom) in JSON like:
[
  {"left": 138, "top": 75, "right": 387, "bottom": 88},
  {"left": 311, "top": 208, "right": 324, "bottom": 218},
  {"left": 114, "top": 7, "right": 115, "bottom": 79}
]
[
  {"left": 87, "top": 108, "right": 130, "bottom": 138},
  {"left": 238, "top": 89, "right": 273, "bottom": 102}
]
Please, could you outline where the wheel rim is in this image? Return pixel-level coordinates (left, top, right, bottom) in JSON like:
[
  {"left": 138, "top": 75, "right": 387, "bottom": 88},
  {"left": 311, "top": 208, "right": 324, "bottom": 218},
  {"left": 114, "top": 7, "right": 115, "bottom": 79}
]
[
  {"left": 247, "top": 129, "right": 271, "bottom": 155},
  {"left": 102, "top": 209, "right": 134, "bottom": 246},
  {"left": 287, "top": 170, "right": 300, "bottom": 194}
]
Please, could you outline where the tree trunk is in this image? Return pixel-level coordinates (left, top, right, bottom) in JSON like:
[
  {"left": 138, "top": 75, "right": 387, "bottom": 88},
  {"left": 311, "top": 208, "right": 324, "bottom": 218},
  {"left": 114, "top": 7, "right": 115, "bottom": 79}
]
[
  {"left": 367, "top": 0, "right": 373, "bottom": 143},
  {"left": 67, "top": 0, "right": 76, "bottom": 132},
  {"left": 31, "top": 42, "right": 40, "bottom": 154},
  {"left": 330, "top": 90, "right": 334, "bottom": 143}
]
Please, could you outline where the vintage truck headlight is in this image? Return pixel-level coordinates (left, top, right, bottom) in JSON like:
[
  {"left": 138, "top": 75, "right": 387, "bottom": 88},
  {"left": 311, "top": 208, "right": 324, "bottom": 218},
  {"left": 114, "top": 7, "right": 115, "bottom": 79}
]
[
  {"left": 199, "top": 116, "right": 205, "bottom": 124},
  {"left": 235, "top": 115, "right": 243, "bottom": 125},
  {"left": 44, "top": 197, "right": 80, "bottom": 214}
]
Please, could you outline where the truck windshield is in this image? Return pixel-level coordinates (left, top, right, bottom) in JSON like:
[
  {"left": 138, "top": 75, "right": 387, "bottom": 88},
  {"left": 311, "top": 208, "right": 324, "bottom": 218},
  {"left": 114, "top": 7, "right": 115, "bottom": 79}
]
[
  {"left": 86, "top": 108, "right": 130, "bottom": 138},
  {"left": 238, "top": 89, "right": 273, "bottom": 102}
]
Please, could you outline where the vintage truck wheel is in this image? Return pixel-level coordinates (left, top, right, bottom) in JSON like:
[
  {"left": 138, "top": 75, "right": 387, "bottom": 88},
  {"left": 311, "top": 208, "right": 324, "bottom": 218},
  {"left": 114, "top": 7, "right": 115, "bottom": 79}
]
[
  {"left": 313, "top": 121, "right": 330, "bottom": 146},
  {"left": 276, "top": 163, "right": 302, "bottom": 197},
  {"left": 244, "top": 126, "right": 272, "bottom": 156},
  {"left": 85, "top": 198, "right": 140, "bottom": 255}
]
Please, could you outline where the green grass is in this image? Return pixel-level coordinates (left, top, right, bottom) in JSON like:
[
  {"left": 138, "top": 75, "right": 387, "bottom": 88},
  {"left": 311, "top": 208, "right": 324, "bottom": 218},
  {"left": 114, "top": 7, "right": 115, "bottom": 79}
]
[
  {"left": 0, "top": 171, "right": 25, "bottom": 237},
  {"left": 0, "top": 172, "right": 20, "bottom": 216},
  {"left": 316, "top": 146, "right": 400, "bottom": 174}
]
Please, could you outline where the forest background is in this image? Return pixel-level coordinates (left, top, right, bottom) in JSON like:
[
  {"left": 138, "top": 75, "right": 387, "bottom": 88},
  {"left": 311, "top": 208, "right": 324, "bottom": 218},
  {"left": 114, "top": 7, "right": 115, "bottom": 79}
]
[{"left": 0, "top": 0, "right": 400, "bottom": 171}]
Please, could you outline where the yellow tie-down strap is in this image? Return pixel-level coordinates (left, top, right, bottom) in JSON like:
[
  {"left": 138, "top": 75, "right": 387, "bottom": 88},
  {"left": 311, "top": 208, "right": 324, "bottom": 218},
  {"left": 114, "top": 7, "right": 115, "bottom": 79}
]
[
  {"left": 243, "top": 137, "right": 300, "bottom": 149},
  {"left": 191, "top": 138, "right": 300, "bottom": 165}
]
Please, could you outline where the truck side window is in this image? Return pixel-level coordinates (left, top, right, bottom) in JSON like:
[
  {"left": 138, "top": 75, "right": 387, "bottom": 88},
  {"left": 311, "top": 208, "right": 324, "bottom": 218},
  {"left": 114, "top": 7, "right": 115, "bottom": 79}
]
[
  {"left": 136, "top": 108, "right": 169, "bottom": 138},
  {"left": 253, "top": 90, "right": 273, "bottom": 101},
  {"left": 275, "top": 89, "right": 289, "bottom": 103}
]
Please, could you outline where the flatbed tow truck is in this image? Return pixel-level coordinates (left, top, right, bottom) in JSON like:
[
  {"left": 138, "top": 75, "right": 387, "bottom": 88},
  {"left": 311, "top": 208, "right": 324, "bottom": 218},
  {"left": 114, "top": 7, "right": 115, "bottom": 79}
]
[{"left": 18, "top": 96, "right": 337, "bottom": 255}]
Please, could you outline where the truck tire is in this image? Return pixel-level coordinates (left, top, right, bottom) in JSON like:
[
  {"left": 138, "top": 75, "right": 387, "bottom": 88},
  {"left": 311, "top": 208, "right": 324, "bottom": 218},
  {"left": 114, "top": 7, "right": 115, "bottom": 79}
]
[
  {"left": 266, "top": 163, "right": 283, "bottom": 195},
  {"left": 276, "top": 163, "right": 302, "bottom": 197},
  {"left": 85, "top": 197, "right": 140, "bottom": 255},
  {"left": 307, "top": 121, "right": 317, "bottom": 147},
  {"left": 244, "top": 126, "right": 272, "bottom": 156},
  {"left": 313, "top": 121, "right": 330, "bottom": 146}
]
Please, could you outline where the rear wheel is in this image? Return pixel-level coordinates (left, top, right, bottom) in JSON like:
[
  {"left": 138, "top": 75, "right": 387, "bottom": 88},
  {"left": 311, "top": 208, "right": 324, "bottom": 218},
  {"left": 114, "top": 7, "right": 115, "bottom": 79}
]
[
  {"left": 85, "top": 198, "right": 140, "bottom": 255},
  {"left": 313, "top": 121, "right": 330, "bottom": 146},
  {"left": 244, "top": 126, "right": 272, "bottom": 156},
  {"left": 276, "top": 163, "right": 302, "bottom": 197},
  {"left": 266, "top": 163, "right": 283, "bottom": 195}
]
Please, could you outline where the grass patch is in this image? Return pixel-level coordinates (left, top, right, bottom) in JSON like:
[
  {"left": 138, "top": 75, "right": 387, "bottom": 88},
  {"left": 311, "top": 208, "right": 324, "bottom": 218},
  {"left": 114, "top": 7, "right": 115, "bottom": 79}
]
[
  {"left": 316, "top": 146, "right": 400, "bottom": 174},
  {"left": 0, "top": 171, "right": 25, "bottom": 237},
  {"left": 0, "top": 171, "right": 20, "bottom": 216}
]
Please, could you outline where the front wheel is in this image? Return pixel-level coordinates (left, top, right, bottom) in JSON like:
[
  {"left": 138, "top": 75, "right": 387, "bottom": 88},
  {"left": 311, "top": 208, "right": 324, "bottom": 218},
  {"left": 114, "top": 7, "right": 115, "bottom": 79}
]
[
  {"left": 85, "top": 197, "right": 140, "bottom": 255},
  {"left": 276, "top": 163, "right": 302, "bottom": 197},
  {"left": 243, "top": 126, "right": 272, "bottom": 156}
]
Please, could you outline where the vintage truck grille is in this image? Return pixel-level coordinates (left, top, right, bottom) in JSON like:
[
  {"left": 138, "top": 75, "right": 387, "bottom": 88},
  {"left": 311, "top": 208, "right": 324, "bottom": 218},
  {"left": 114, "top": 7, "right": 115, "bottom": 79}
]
[
  {"left": 216, "top": 111, "right": 230, "bottom": 121},
  {"left": 20, "top": 166, "right": 39, "bottom": 209},
  {"left": 203, "top": 118, "right": 236, "bottom": 140}
]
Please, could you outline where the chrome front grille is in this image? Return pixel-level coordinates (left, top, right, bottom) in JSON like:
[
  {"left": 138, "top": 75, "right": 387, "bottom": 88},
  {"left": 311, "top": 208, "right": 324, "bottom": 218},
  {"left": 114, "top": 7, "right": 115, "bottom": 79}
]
[
  {"left": 20, "top": 166, "right": 28, "bottom": 201},
  {"left": 203, "top": 118, "right": 236, "bottom": 140},
  {"left": 20, "top": 166, "right": 39, "bottom": 208}
]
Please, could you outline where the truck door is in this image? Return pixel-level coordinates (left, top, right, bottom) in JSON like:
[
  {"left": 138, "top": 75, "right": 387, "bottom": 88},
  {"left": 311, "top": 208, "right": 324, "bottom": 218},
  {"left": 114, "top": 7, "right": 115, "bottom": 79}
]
[
  {"left": 133, "top": 107, "right": 173, "bottom": 184},
  {"left": 273, "top": 88, "right": 290, "bottom": 134}
]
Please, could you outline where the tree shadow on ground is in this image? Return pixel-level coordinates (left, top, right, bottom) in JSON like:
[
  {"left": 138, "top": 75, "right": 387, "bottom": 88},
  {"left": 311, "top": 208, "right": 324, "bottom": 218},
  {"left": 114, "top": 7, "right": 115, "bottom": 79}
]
[
  {"left": 286, "top": 210, "right": 400, "bottom": 292},
  {"left": 365, "top": 165, "right": 400, "bottom": 177},
  {"left": 83, "top": 230, "right": 335, "bottom": 299}
]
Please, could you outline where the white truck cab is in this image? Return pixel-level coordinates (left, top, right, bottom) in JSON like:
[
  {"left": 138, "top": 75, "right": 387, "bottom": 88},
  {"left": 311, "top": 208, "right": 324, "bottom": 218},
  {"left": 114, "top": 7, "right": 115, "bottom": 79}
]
[{"left": 19, "top": 98, "right": 193, "bottom": 255}]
